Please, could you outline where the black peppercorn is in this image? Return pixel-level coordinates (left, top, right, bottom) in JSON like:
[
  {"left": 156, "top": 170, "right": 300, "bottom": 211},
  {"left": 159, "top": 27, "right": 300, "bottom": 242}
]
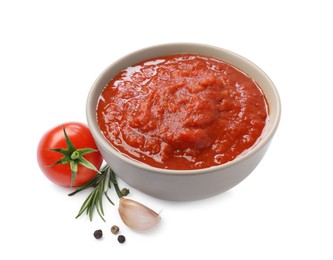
[
  {"left": 93, "top": 229, "right": 103, "bottom": 239},
  {"left": 117, "top": 235, "right": 126, "bottom": 243}
]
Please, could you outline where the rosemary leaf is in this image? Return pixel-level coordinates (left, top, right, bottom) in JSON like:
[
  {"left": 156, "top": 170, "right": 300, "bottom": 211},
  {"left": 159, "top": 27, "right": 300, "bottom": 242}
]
[
  {"left": 75, "top": 192, "right": 94, "bottom": 219},
  {"left": 98, "top": 178, "right": 105, "bottom": 216},
  {"left": 104, "top": 192, "right": 114, "bottom": 205},
  {"left": 70, "top": 164, "right": 127, "bottom": 222},
  {"left": 89, "top": 189, "right": 99, "bottom": 221}
]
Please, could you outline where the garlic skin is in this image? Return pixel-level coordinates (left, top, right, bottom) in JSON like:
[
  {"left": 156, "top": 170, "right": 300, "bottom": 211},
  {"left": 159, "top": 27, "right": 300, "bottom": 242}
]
[{"left": 118, "top": 198, "right": 160, "bottom": 232}]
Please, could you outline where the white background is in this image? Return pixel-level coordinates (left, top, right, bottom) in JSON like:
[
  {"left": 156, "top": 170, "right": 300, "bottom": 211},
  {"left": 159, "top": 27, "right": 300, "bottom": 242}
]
[{"left": 1, "top": 0, "right": 332, "bottom": 259}]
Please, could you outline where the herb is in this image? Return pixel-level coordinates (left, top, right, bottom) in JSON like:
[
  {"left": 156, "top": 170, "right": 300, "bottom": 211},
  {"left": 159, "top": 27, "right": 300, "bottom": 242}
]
[
  {"left": 68, "top": 164, "right": 125, "bottom": 222},
  {"left": 69, "top": 164, "right": 160, "bottom": 233}
]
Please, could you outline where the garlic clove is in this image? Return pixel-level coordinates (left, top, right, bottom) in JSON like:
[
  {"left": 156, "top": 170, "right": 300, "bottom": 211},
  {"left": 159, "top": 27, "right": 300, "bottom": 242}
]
[{"left": 118, "top": 198, "right": 160, "bottom": 232}]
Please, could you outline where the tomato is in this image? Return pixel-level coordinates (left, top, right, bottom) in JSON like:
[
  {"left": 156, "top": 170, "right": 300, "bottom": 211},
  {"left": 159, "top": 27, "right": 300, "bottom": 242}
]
[{"left": 37, "top": 122, "right": 103, "bottom": 187}]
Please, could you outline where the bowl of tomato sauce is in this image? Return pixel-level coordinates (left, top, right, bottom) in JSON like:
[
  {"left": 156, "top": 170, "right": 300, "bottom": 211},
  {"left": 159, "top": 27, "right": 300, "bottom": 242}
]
[{"left": 87, "top": 43, "right": 281, "bottom": 201}]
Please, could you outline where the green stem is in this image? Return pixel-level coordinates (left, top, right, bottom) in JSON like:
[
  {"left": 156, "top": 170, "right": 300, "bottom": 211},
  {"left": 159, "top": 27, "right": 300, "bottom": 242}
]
[
  {"left": 68, "top": 173, "right": 102, "bottom": 196},
  {"left": 109, "top": 167, "right": 123, "bottom": 199},
  {"left": 69, "top": 164, "right": 128, "bottom": 221},
  {"left": 49, "top": 126, "right": 100, "bottom": 186},
  {"left": 71, "top": 151, "right": 80, "bottom": 160}
]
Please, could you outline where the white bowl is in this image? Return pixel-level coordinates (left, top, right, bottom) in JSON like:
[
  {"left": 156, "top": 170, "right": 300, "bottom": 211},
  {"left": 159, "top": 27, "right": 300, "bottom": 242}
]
[{"left": 86, "top": 43, "right": 281, "bottom": 201}]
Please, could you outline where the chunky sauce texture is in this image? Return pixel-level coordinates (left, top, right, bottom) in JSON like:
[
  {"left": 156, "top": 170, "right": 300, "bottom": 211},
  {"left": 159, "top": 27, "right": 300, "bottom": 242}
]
[{"left": 97, "top": 54, "right": 268, "bottom": 170}]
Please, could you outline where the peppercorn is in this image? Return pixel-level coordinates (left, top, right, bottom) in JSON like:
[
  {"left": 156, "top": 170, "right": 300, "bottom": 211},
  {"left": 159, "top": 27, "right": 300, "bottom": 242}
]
[
  {"left": 121, "top": 188, "right": 130, "bottom": 196},
  {"left": 93, "top": 229, "right": 103, "bottom": 239},
  {"left": 117, "top": 235, "right": 126, "bottom": 243},
  {"left": 111, "top": 225, "right": 120, "bottom": 235}
]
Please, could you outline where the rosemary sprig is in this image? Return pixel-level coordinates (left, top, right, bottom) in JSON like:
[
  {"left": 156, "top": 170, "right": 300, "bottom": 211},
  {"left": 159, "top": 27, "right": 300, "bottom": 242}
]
[{"left": 68, "top": 164, "right": 125, "bottom": 222}]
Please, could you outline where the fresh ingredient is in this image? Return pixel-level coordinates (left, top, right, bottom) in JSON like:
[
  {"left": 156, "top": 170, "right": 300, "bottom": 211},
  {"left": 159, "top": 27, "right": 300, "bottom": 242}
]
[
  {"left": 117, "top": 235, "right": 126, "bottom": 244},
  {"left": 93, "top": 229, "right": 103, "bottom": 239},
  {"left": 70, "top": 164, "right": 161, "bottom": 232},
  {"left": 111, "top": 225, "right": 120, "bottom": 235},
  {"left": 37, "top": 122, "right": 103, "bottom": 187},
  {"left": 97, "top": 54, "right": 268, "bottom": 170},
  {"left": 118, "top": 198, "right": 160, "bottom": 232},
  {"left": 68, "top": 164, "right": 127, "bottom": 221},
  {"left": 68, "top": 164, "right": 115, "bottom": 221}
]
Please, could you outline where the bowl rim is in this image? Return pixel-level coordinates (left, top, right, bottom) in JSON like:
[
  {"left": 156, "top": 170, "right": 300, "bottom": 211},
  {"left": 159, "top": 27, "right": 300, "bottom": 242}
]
[{"left": 86, "top": 42, "right": 281, "bottom": 176}]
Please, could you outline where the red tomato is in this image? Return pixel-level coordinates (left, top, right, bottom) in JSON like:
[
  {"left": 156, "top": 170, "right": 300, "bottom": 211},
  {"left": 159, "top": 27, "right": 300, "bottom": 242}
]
[{"left": 37, "top": 122, "right": 103, "bottom": 187}]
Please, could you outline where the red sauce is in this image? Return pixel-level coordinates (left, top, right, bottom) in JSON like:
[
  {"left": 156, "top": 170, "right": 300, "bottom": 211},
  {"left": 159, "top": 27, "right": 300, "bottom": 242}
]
[{"left": 97, "top": 54, "right": 268, "bottom": 170}]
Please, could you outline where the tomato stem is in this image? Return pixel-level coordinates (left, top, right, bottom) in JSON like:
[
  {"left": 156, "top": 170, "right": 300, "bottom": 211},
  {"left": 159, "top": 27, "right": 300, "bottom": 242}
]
[
  {"left": 71, "top": 151, "right": 80, "bottom": 160},
  {"left": 48, "top": 126, "right": 100, "bottom": 186}
]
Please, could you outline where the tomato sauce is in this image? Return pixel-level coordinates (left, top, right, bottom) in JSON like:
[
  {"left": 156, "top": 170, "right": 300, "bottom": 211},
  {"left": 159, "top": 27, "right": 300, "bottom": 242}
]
[{"left": 97, "top": 54, "right": 268, "bottom": 170}]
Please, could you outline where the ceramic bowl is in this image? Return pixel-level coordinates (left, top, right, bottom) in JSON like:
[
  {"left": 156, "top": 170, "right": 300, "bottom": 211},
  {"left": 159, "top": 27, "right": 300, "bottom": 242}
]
[{"left": 86, "top": 43, "right": 281, "bottom": 201}]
